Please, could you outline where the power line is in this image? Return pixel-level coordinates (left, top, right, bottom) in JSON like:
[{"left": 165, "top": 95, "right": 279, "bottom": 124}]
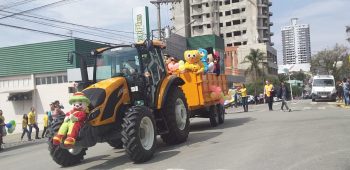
[
  {"left": 0, "top": 13, "right": 135, "bottom": 42},
  {"left": 0, "top": 22, "right": 127, "bottom": 46},
  {"left": 0, "top": 0, "right": 37, "bottom": 10},
  {"left": 0, "top": 0, "right": 75, "bottom": 20},
  {"left": 0, "top": 9, "right": 136, "bottom": 35}
]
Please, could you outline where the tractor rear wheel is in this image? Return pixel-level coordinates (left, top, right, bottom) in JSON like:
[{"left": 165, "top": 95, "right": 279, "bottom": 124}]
[
  {"left": 121, "top": 106, "right": 157, "bottom": 163},
  {"left": 47, "top": 115, "right": 87, "bottom": 167},
  {"left": 209, "top": 105, "right": 219, "bottom": 127},
  {"left": 161, "top": 86, "right": 190, "bottom": 145}
]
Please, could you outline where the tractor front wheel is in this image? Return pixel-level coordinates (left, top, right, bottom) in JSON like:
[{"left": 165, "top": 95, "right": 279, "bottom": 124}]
[{"left": 121, "top": 106, "right": 157, "bottom": 163}]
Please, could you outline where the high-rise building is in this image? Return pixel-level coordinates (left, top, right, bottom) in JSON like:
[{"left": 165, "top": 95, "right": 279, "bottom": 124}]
[
  {"left": 171, "top": 0, "right": 278, "bottom": 77},
  {"left": 281, "top": 18, "right": 311, "bottom": 64}
]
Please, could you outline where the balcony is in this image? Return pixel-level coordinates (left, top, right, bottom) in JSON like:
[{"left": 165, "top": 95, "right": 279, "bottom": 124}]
[
  {"left": 270, "top": 32, "right": 274, "bottom": 36},
  {"left": 269, "top": 22, "right": 273, "bottom": 26},
  {"left": 270, "top": 42, "right": 274, "bottom": 46},
  {"left": 269, "top": 12, "right": 273, "bottom": 16},
  {"left": 191, "top": 0, "right": 202, "bottom": 5},
  {"left": 268, "top": 1, "right": 272, "bottom": 6}
]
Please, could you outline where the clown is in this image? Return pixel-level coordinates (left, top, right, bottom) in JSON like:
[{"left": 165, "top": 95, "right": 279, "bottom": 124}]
[{"left": 53, "top": 92, "right": 90, "bottom": 148}]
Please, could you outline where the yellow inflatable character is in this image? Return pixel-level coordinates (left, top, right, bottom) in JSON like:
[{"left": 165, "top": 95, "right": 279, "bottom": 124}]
[{"left": 178, "top": 50, "right": 204, "bottom": 74}]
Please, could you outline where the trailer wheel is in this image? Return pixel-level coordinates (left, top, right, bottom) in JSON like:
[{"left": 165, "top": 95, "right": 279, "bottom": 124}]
[
  {"left": 161, "top": 86, "right": 190, "bottom": 145},
  {"left": 121, "top": 106, "right": 156, "bottom": 163},
  {"left": 47, "top": 115, "right": 87, "bottom": 167},
  {"left": 209, "top": 105, "right": 219, "bottom": 127},
  {"left": 217, "top": 104, "right": 225, "bottom": 124}
]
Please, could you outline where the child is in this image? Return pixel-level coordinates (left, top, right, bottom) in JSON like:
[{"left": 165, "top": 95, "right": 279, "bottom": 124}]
[{"left": 21, "top": 114, "right": 30, "bottom": 141}]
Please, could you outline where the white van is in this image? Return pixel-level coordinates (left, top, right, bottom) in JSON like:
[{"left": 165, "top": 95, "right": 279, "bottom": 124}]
[{"left": 311, "top": 75, "right": 337, "bottom": 101}]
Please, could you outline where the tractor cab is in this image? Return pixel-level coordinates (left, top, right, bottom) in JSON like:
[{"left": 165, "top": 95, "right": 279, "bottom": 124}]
[{"left": 91, "top": 40, "right": 167, "bottom": 108}]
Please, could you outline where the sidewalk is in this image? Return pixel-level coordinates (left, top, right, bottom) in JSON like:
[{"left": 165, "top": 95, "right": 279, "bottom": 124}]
[{"left": 1, "top": 131, "right": 47, "bottom": 152}]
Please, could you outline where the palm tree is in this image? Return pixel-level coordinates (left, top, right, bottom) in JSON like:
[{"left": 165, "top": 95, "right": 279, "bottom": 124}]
[{"left": 241, "top": 49, "right": 267, "bottom": 97}]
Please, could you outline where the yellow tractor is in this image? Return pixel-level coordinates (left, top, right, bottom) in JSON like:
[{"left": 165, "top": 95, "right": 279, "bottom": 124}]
[{"left": 47, "top": 40, "right": 228, "bottom": 167}]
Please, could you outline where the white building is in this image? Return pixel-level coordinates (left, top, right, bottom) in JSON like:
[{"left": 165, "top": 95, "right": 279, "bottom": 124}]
[
  {"left": 171, "top": 0, "right": 278, "bottom": 76},
  {"left": 281, "top": 18, "right": 311, "bottom": 64}
]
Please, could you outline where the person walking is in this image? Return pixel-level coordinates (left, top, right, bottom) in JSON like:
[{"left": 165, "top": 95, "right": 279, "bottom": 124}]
[
  {"left": 0, "top": 110, "right": 5, "bottom": 149},
  {"left": 42, "top": 111, "right": 49, "bottom": 138},
  {"left": 21, "top": 114, "right": 30, "bottom": 141},
  {"left": 239, "top": 84, "right": 248, "bottom": 112},
  {"left": 278, "top": 82, "right": 292, "bottom": 112},
  {"left": 342, "top": 78, "right": 349, "bottom": 106},
  {"left": 264, "top": 80, "right": 274, "bottom": 111},
  {"left": 337, "top": 81, "right": 343, "bottom": 103},
  {"left": 28, "top": 107, "right": 40, "bottom": 140}
]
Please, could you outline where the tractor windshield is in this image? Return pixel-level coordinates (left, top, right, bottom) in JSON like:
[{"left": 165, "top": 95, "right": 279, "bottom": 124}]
[{"left": 95, "top": 47, "right": 141, "bottom": 81}]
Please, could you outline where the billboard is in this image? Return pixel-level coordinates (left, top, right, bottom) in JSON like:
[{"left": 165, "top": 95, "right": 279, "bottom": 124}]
[{"left": 132, "top": 6, "right": 150, "bottom": 43}]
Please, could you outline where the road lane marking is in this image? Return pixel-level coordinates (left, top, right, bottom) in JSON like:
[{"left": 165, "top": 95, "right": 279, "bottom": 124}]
[{"left": 303, "top": 107, "right": 311, "bottom": 110}]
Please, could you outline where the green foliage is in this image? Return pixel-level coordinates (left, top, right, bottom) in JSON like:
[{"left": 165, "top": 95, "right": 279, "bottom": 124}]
[
  {"left": 310, "top": 44, "right": 350, "bottom": 81},
  {"left": 292, "top": 86, "right": 303, "bottom": 97},
  {"left": 241, "top": 49, "right": 267, "bottom": 95}
]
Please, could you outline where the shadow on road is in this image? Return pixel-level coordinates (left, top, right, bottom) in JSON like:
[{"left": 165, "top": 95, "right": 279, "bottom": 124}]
[{"left": 190, "top": 117, "right": 254, "bottom": 132}]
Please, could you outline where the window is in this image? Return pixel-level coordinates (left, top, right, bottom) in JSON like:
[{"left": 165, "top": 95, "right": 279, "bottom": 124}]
[
  {"left": 225, "top": 10, "right": 231, "bottom": 16},
  {"left": 46, "top": 77, "right": 52, "bottom": 84},
  {"left": 226, "top": 32, "right": 232, "bottom": 37},
  {"left": 198, "top": 15, "right": 202, "bottom": 18},
  {"left": 233, "top": 31, "right": 241, "bottom": 36},
  {"left": 227, "top": 43, "right": 233, "bottom": 47},
  {"left": 198, "top": 4, "right": 202, "bottom": 8},
  {"left": 41, "top": 77, "right": 46, "bottom": 84},
  {"left": 232, "top": 20, "right": 240, "bottom": 25},
  {"left": 206, "top": 13, "right": 210, "bottom": 18},
  {"left": 219, "top": 1, "right": 222, "bottom": 5},
  {"left": 234, "top": 42, "right": 242, "bottom": 46},
  {"left": 232, "top": 9, "right": 240, "bottom": 14},
  {"left": 219, "top": 23, "right": 223, "bottom": 27},
  {"left": 241, "top": 8, "right": 246, "bottom": 12},
  {"left": 63, "top": 75, "right": 68, "bottom": 83},
  {"left": 243, "top": 41, "right": 247, "bottom": 45},
  {"left": 219, "top": 12, "right": 223, "bottom": 16},
  {"left": 242, "top": 30, "right": 247, "bottom": 34},
  {"left": 35, "top": 78, "right": 41, "bottom": 85},
  {"left": 220, "top": 34, "right": 224, "bottom": 38},
  {"left": 232, "top": 0, "right": 239, "bottom": 3},
  {"left": 52, "top": 76, "right": 57, "bottom": 84},
  {"left": 205, "top": 3, "right": 209, "bottom": 7},
  {"left": 226, "top": 21, "right": 231, "bottom": 26},
  {"left": 242, "top": 19, "right": 246, "bottom": 23},
  {"left": 199, "top": 25, "right": 203, "bottom": 29},
  {"left": 58, "top": 76, "right": 63, "bottom": 83},
  {"left": 224, "top": 0, "right": 230, "bottom": 5},
  {"left": 207, "top": 24, "right": 211, "bottom": 28}
]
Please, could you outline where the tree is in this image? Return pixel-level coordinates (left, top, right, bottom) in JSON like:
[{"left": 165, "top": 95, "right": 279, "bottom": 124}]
[
  {"left": 311, "top": 44, "right": 349, "bottom": 81},
  {"left": 241, "top": 49, "right": 267, "bottom": 96}
]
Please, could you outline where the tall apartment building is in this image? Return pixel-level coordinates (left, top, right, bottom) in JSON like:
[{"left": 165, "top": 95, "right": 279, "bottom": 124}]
[
  {"left": 171, "top": 0, "right": 278, "bottom": 77},
  {"left": 281, "top": 18, "right": 311, "bottom": 64}
]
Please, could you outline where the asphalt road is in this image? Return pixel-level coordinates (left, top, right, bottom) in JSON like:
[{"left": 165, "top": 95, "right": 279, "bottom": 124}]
[{"left": 1, "top": 100, "right": 350, "bottom": 170}]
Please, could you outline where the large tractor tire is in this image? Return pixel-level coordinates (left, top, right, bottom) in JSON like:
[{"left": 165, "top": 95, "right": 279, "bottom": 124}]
[
  {"left": 107, "top": 139, "right": 123, "bottom": 149},
  {"left": 209, "top": 104, "right": 220, "bottom": 127},
  {"left": 121, "top": 106, "right": 157, "bottom": 163},
  {"left": 217, "top": 104, "right": 225, "bottom": 124},
  {"left": 161, "top": 86, "right": 190, "bottom": 145},
  {"left": 47, "top": 115, "right": 87, "bottom": 167}
]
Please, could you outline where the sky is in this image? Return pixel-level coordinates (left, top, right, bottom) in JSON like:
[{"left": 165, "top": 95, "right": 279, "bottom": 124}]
[{"left": 0, "top": 0, "right": 349, "bottom": 64}]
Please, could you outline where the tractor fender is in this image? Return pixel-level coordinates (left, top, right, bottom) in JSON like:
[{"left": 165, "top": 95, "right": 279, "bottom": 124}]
[{"left": 157, "top": 76, "right": 185, "bottom": 109}]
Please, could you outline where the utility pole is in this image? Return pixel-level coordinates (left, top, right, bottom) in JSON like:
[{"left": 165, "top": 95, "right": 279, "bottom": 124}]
[{"left": 150, "top": 0, "right": 181, "bottom": 40}]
